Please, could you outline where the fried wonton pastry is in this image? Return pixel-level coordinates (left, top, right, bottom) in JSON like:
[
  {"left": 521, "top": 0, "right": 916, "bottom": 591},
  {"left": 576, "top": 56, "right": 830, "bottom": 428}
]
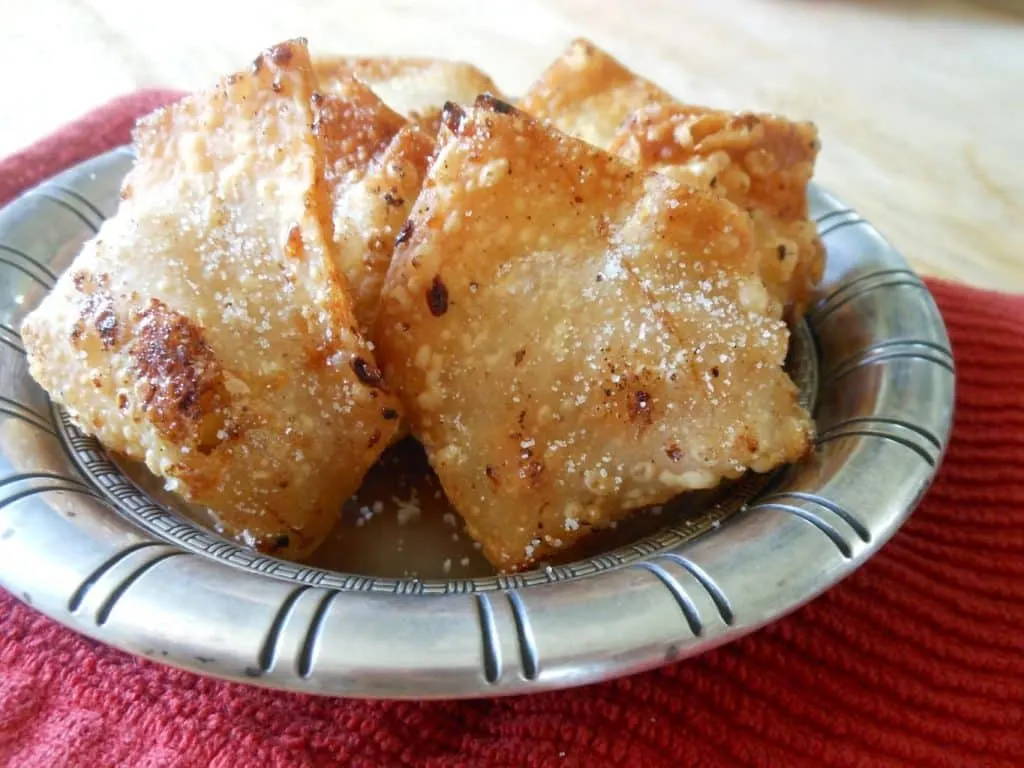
[
  {"left": 314, "top": 55, "right": 505, "bottom": 133},
  {"left": 375, "top": 97, "right": 812, "bottom": 571},
  {"left": 609, "top": 104, "right": 825, "bottom": 316},
  {"left": 519, "top": 38, "right": 671, "bottom": 149},
  {"left": 521, "top": 39, "right": 824, "bottom": 313},
  {"left": 313, "top": 77, "right": 435, "bottom": 330},
  {"left": 21, "top": 39, "right": 402, "bottom": 558}
]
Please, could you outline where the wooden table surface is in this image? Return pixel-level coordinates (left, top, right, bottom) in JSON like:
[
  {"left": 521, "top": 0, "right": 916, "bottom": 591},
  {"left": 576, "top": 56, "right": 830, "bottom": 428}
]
[{"left": 4, "top": 0, "right": 1022, "bottom": 289}]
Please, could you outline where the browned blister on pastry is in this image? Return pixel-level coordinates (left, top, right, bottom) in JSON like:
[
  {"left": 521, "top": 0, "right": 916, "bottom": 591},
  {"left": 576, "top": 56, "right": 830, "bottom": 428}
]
[
  {"left": 519, "top": 38, "right": 672, "bottom": 149},
  {"left": 610, "top": 103, "right": 825, "bottom": 316},
  {"left": 314, "top": 55, "right": 505, "bottom": 134},
  {"left": 375, "top": 96, "right": 812, "bottom": 571},
  {"left": 313, "top": 77, "right": 435, "bottom": 331},
  {"left": 20, "top": 39, "right": 402, "bottom": 558}
]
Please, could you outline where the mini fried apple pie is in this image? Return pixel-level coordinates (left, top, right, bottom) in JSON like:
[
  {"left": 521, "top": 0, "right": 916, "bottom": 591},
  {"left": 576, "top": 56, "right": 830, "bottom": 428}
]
[
  {"left": 375, "top": 97, "right": 812, "bottom": 571},
  {"left": 610, "top": 103, "right": 825, "bottom": 316},
  {"left": 21, "top": 39, "right": 402, "bottom": 558}
]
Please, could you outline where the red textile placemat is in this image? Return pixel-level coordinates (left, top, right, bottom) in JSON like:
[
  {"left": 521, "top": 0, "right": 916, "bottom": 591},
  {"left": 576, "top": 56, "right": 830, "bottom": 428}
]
[{"left": 1, "top": 92, "right": 1022, "bottom": 768}]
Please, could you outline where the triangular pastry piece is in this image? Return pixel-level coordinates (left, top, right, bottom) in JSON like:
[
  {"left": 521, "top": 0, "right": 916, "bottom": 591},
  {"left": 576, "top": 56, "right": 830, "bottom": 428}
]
[
  {"left": 21, "top": 39, "right": 402, "bottom": 558},
  {"left": 518, "top": 38, "right": 672, "bottom": 149},
  {"left": 375, "top": 97, "right": 812, "bottom": 571}
]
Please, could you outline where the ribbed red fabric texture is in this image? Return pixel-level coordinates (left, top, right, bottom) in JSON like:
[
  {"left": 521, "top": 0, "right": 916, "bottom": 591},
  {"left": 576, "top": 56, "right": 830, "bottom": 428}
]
[{"left": 1, "top": 92, "right": 1022, "bottom": 768}]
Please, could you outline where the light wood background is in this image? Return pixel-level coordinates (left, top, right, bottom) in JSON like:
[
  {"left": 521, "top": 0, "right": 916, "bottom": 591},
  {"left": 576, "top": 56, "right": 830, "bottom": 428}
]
[{"left": 3, "top": 0, "right": 1022, "bottom": 289}]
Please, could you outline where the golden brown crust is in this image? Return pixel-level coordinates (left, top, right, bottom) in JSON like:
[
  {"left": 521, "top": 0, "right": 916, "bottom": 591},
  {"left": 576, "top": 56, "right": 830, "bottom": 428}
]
[
  {"left": 21, "top": 39, "right": 401, "bottom": 559},
  {"left": 375, "top": 99, "right": 812, "bottom": 571},
  {"left": 313, "top": 82, "right": 408, "bottom": 169},
  {"left": 312, "top": 77, "right": 435, "bottom": 331},
  {"left": 129, "top": 298, "right": 228, "bottom": 449},
  {"left": 518, "top": 38, "right": 672, "bottom": 149},
  {"left": 313, "top": 55, "right": 505, "bottom": 134},
  {"left": 609, "top": 103, "right": 825, "bottom": 316}
]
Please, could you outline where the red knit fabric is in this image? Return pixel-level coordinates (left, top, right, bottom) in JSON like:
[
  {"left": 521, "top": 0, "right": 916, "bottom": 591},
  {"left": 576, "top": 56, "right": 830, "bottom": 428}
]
[{"left": 1, "top": 91, "right": 1022, "bottom": 768}]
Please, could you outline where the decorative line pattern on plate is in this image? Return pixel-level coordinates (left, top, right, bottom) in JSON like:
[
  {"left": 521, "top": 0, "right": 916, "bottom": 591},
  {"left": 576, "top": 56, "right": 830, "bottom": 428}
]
[
  {"left": 297, "top": 591, "right": 338, "bottom": 678},
  {"left": 257, "top": 586, "right": 309, "bottom": 673},
  {"left": 0, "top": 243, "right": 59, "bottom": 284},
  {"left": 0, "top": 471, "right": 93, "bottom": 494},
  {"left": 0, "top": 324, "right": 24, "bottom": 355},
  {"left": 824, "top": 339, "right": 955, "bottom": 384},
  {"left": 813, "top": 209, "right": 854, "bottom": 226},
  {"left": 758, "top": 491, "right": 870, "bottom": 544},
  {"left": 31, "top": 192, "right": 100, "bottom": 233},
  {"left": 816, "top": 429, "right": 938, "bottom": 467},
  {"left": 0, "top": 337, "right": 23, "bottom": 356},
  {"left": 0, "top": 396, "right": 57, "bottom": 436},
  {"left": 0, "top": 483, "right": 105, "bottom": 511},
  {"left": 49, "top": 184, "right": 108, "bottom": 224},
  {"left": 819, "top": 415, "right": 944, "bottom": 453},
  {"left": 814, "top": 208, "right": 864, "bottom": 236},
  {"left": 95, "top": 551, "right": 188, "bottom": 625},
  {"left": 654, "top": 552, "right": 734, "bottom": 625},
  {"left": 475, "top": 593, "right": 502, "bottom": 684},
  {"left": 435, "top": 579, "right": 478, "bottom": 595},
  {"left": 748, "top": 501, "right": 853, "bottom": 558},
  {"left": 505, "top": 591, "right": 539, "bottom": 680},
  {"left": 0, "top": 254, "right": 56, "bottom": 290},
  {"left": 67, "top": 541, "right": 168, "bottom": 612},
  {"left": 634, "top": 561, "right": 703, "bottom": 635},
  {"left": 819, "top": 215, "right": 866, "bottom": 239},
  {"left": 811, "top": 269, "right": 925, "bottom": 324}
]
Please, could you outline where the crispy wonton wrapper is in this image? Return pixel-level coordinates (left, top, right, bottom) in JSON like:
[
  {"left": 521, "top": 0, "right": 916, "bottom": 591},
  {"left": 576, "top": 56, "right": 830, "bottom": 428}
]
[
  {"left": 313, "top": 76, "right": 435, "bottom": 331},
  {"left": 21, "top": 39, "right": 402, "bottom": 558},
  {"left": 610, "top": 104, "right": 826, "bottom": 316},
  {"left": 523, "top": 38, "right": 824, "bottom": 315},
  {"left": 375, "top": 96, "right": 812, "bottom": 571},
  {"left": 519, "top": 38, "right": 672, "bottom": 150},
  {"left": 314, "top": 55, "right": 505, "bottom": 134}
]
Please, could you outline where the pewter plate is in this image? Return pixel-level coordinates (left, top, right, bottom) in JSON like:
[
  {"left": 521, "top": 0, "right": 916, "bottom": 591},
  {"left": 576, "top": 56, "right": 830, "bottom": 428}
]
[{"left": 0, "top": 147, "right": 954, "bottom": 698}]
